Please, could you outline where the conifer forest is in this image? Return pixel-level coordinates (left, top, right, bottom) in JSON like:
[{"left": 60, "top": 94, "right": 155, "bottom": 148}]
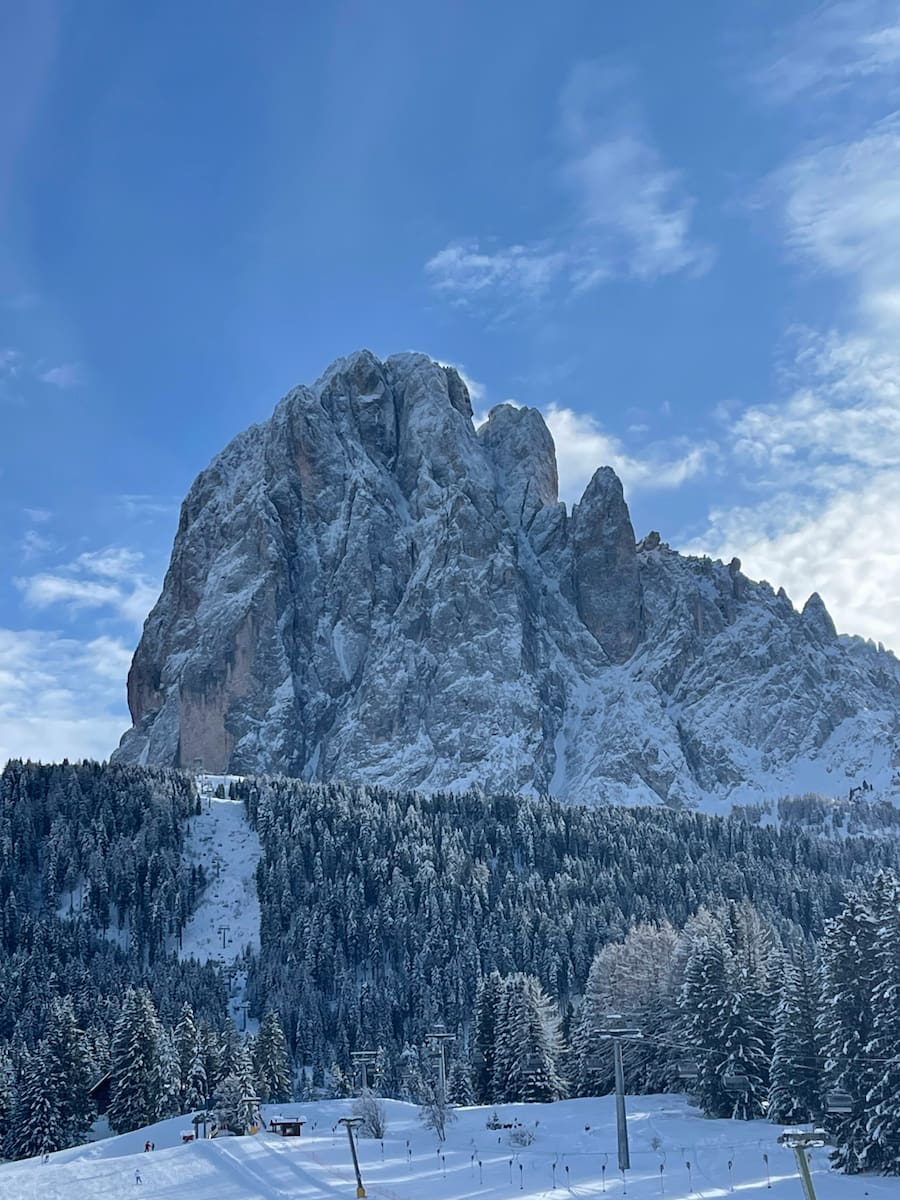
[{"left": 2, "top": 759, "right": 900, "bottom": 1173}]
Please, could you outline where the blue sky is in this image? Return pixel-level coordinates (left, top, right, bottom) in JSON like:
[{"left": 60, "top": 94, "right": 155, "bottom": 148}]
[{"left": 2, "top": 0, "right": 899, "bottom": 762}]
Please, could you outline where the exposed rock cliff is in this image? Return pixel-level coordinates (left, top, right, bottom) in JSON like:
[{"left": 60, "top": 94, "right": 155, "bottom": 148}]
[{"left": 114, "top": 350, "right": 900, "bottom": 808}]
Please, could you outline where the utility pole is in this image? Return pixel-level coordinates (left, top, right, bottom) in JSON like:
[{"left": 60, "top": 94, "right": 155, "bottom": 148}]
[
  {"left": 426, "top": 1023, "right": 456, "bottom": 1102},
  {"left": 351, "top": 1049, "right": 379, "bottom": 1092},
  {"left": 777, "top": 1128, "right": 826, "bottom": 1200},
  {"left": 339, "top": 1116, "right": 367, "bottom": 1198},
  {"left": 596, "top": 1014, "right": 642, "bottom": 1173}
]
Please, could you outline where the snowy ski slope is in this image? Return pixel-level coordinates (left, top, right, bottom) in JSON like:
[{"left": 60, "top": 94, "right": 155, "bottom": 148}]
[{"left": 3, "top": 1095, "right": 900, "bottom": 1200}]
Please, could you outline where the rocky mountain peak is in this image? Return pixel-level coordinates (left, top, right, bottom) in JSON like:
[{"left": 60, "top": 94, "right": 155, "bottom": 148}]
[{"left": 114, "top": 350, "right": 900, "bottom": 809}]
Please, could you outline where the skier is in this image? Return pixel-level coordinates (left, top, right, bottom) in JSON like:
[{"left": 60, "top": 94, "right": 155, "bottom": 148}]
[{"left": 135, "top": 1167, "right": 143, "bottom": 1184}]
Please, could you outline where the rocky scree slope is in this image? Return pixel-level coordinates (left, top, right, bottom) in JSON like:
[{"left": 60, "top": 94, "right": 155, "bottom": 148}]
[{"left": 113, "top": 351, "right": 900, "bottom": 809}]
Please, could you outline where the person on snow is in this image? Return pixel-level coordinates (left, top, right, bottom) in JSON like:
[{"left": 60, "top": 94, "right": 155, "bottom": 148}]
[{"left": 135, "top": 1167, "right": 143, "bottom": 1184}]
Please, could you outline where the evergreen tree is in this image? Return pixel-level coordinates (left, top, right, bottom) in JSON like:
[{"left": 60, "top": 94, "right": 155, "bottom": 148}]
[
  {"left": 44, "top": 997, "right": 95, "bottom": 1145},
  {"left": 679, "top": 932, "right": 732, "bottom": 1117},
  {"left": 446, "top": 1059, "right": 475, "bottom": 1106},
  {"left": 719, "top": 982, "right": 769, "bottom": 1120},
  {"left": 769, "top": 946, "right": 823, "bottom": 1125},
  {"left": 9, "top": 1048, "right": 63, "bottom": 1160},
  {"left": 865, "top": 873, "right": 900, "bottom": 1173},
  {"left": 492, "top": 974, "right": 565, "bottom": 1103},
  {"left": 254, "top": 1010, "right": 292, "bottom": 1103},
  {"left": 107, "top": 988, "right": 165, "bottom": 1134},
  {"left": 0, "top": 1043, "right": 12, "bottom": 1135},
  {"left": 472, "top": 972, "right": 503, "bottom": 1104},
  {"left": 819, "top": 895, "right": 878, "bottom": 1172},
  {"left": 174, "top": 1003, "right": 201, "bottom": 1109},
  {"left": 216, "top": 1041, "right": 258, "bottom": 1134}
]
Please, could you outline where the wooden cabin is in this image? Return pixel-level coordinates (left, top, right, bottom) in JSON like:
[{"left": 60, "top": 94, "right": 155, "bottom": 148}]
[{"left": 269, "top": 1116, "right": 306, "bottom": 1137}]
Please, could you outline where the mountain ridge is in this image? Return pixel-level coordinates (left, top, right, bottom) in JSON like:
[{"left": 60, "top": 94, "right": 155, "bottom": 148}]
[{"left": 113, "top": 349, "right": 900, "bottom": 809}]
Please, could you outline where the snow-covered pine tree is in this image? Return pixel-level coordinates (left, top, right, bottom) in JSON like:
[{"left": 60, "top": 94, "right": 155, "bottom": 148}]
[
  {"left": 43, "top": 996, "right": 95, "bottom": 1146},
  {"left": 492, "top": 974, "right": 565, "bottom": 1103},
  {"left": 819, "top": 894, "right": 878, "bottom": 1172},
  {"left": 8, "top": 1047, "right": 63, "bottom": 1160},
  {"left": 107, "top": 987, "right": 166, "bottom": 1134},
  {"left": 329, "top": 1061, "right": 353, "bottom": 1099},
  {"left": 865, "top": 872, "right": 900, "bottom": 1173},
  {"left": 472, "top": 972, "right": 503, "bottom": 1104},
  {"left": 768, "top": 945, "right": 823, "bottom": 1125},
  {"left": 216, "top": 1041, "right": 258, "bottom": 1134},
  {"left": 719, "top": 982, "right": 769, "bottom": 1120},
  {"left": 0, "top": 1043, "right": 12, "bottom": 1135},
  {"left": 254, "top": 1010, "right": 292, "bottom": 1103},
  {"left": 398, "top": 1044, "right": 426, "bottom": 1103},
  {"left": 156, "top": 1025, "right": 181, "bottom": 1120},
  {"left": 678, "top": 930, "right": 733, "bottom": 1118},
  {"left": 446, "top": 1058, "right": 475, "bottom": 1106},
  {"left": 174, "top": 1003, "right": 201, "bottom": 1108}
]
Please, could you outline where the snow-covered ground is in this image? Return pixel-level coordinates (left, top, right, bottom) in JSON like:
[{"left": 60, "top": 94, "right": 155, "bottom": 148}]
[
  {"left": 3, "top": 1095, "right": 900, "bottom": 1200},
  {"left": 179, "top": 775, "right": 260, "bottom": 966},
  {"left": 178, "top": 774, "right": 261, "bottom": 1029}
]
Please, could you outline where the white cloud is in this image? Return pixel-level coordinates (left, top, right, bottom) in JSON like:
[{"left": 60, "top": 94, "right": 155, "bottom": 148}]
[
  {"left": 117, "top": 493, "right": 180, "bottom": 520},
  {"left": 438, "top": 360, "right": 487, "bottom": 403},
  {"left": 688, "top": 18, "right": 900, "bottom": 653},
  {"left": 426, "top": 61, "right": 709, "bottom": 306},
  {"left": 759, "top": 0, "right": 900, "bottom": 103},
  {"left": 426, "top": 241, "right": 566, "bottom": 304},
  {"left": 687, "top": 331, "right": 900, "bottom": 651},
  {"left": 0, "top": 628, "right": 131, "bottom": 764},
  {"left": 20, "top": 529, "right": 55, "bottom": 559},
  {"left": 776, "top": 115, "right": 900, "bottom": 327},
  {"left": 16, "top": 544, "right": 160, "bottom": 629},
  {"left": 687, "top": 474, "right": 900, "bottom": 650},
  {"left": 23, "top": 506, "right": 51, "bottom": 523},
  {"left": 38, "top": 362, "right": 81, "bottom": 388},
  {"left": 0, "top": 348, "right": 21, "bottom": 375},
  {"left": 544, "top": 403, "right": 711, "bottom": 504}
]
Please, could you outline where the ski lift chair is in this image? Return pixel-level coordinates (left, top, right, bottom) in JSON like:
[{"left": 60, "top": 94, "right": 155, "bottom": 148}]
[
  {"left": 677, "top": 1058, "right": 700, "bottom": 1082},
  {"left": 825, "top": 1091, "right": 853, "bottom": 1115}
]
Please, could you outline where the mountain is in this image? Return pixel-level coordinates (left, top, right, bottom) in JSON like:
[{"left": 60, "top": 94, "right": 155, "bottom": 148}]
[{"left": 113, "top": 350, "right": 900, "bottom": 808}]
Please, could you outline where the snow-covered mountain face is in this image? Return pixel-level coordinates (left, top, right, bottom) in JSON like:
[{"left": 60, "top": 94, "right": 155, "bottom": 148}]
[{"left": 113, "top": 350, "right": 900, "bottom": 809}]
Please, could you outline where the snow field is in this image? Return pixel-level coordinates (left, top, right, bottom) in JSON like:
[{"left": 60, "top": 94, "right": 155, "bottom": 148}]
[
  {"left": 179, "top": 776, "right": 261, "bottom": 967},
  {"left": 3, "top": 1095, "right": 900, "bottom": 1200}
]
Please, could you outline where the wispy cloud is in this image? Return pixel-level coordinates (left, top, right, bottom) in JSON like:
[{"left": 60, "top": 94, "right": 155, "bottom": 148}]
[
  {"left": 0, "top": 628, "right": 131, "bottom": 764},
  {"left": 116, "top": 493, "right": 180, "bottom": 520},
  {"left": 17, "top": 545, "right": 160, "bottom": 629},
  {"left": 426, "top": 61, "right": 709, "bottom": 307},
  {"left": 758, "top": 0, "right": 900, "bottom": 105},
  {"left": 428, "top": 243, "right": 567, "bottom": 305},
  {"left": 38, "top": 361, "right": 82, "bottom": 388},
  {"left": 545, "top": 403, "right": 712, "bottom": 504},
  {"left": 774, "top": 113, "right": 900, "bottom": 331}
]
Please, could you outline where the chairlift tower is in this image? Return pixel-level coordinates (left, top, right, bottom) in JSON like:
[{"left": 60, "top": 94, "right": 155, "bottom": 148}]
[
  {"left": 426, "top": 1022, "right": 456, "bottom": 1103},
  {"left": 596, "top": 1014, "right": 642, "bottom": 1173},
  {"left": 351, "top": 1049, "right": 379, "bottom": 1092},
  {"left": 339, "top": 1116, "right": 368, "bottom": 1198},
  {"left": 777, "top": 1128, "right": 827, "bottom": 1200}
]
